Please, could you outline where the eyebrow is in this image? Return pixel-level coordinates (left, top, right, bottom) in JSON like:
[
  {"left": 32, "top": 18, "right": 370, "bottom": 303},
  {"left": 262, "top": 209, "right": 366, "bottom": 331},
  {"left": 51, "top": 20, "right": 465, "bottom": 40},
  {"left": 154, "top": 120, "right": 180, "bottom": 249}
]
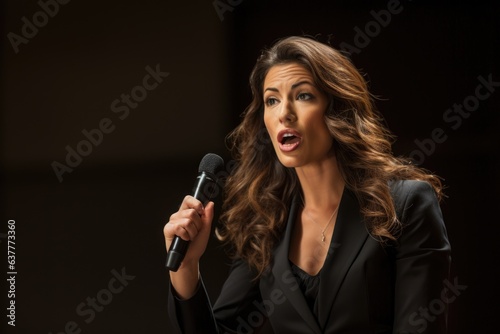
[{"left": 264, "top": 81, "right": 313, "bottom": 93}]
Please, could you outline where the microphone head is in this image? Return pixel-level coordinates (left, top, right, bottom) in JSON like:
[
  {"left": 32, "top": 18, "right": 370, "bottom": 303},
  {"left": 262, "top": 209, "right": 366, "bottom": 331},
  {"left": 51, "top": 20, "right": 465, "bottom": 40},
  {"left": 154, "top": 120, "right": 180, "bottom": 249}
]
[{"left": 198, "top": 153, "right": 225, "bottom": 175}]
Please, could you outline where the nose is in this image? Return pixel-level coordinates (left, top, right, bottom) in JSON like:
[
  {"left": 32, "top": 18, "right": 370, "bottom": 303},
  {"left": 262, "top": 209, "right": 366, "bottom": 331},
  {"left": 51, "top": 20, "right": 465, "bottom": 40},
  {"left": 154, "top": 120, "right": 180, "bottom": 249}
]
[{"left": 278, "top": 100, "right": 297, "bottom": 124}]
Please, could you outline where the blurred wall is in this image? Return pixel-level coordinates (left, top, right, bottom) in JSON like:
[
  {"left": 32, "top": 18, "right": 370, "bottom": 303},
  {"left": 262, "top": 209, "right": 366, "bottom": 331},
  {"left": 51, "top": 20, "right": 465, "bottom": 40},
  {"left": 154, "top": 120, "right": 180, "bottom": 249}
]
[{"left": 2, "top": 0, "right": 231, "bottom": 172}]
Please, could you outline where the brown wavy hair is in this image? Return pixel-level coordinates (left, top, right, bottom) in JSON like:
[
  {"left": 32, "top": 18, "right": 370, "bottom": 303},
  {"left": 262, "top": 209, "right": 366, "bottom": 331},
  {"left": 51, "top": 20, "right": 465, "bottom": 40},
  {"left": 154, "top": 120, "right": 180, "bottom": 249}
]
[{"left": 217, "top": 36, "right": 442, "bottom": 278}]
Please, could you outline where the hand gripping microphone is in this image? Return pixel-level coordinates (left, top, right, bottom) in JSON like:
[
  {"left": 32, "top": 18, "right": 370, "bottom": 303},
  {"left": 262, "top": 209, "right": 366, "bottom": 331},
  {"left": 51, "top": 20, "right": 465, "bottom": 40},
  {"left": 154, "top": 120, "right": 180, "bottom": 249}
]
[{"left": 165, "top": 153, "right": 225, "bottom": 272}]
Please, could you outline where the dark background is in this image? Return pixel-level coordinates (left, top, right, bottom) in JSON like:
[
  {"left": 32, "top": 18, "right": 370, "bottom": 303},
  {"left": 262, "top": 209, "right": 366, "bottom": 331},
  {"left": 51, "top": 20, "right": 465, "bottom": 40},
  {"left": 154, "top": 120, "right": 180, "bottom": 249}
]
[{"left": 1, "top": 0, "right": 499, "bottom": 333}]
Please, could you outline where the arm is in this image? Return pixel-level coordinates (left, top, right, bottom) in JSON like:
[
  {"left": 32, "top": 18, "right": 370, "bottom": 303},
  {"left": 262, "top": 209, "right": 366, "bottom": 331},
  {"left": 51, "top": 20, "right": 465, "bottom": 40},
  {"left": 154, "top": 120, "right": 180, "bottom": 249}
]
[
  {"left": 167, "top": 259, "right": 267, "bottom": 334},
  {"left": 164, "top": 196, "right": 217, "bottom": 333},
  {"left": 164, "top": 196, "right": 214, "bottom": 300},
  {"left": 164, "top": 196, "right": 267, "bottom": 333},
  {"left": 392, "top": 180, "right": 452, "bottom": 333},
  {"left": 168, "top": 277, "right": 218, "bottom": 334}
]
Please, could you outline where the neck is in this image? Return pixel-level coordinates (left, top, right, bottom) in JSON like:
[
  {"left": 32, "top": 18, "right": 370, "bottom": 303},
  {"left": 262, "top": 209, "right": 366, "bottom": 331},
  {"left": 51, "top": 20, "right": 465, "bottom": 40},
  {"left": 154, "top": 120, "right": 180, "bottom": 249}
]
[{"left": 295, "top": 153, "right": 345, "bottom": 213}]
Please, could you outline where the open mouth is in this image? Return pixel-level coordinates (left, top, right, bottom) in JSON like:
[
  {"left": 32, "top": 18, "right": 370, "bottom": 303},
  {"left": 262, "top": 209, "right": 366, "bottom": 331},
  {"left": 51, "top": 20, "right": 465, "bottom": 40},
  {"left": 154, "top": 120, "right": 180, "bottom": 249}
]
[
  {"left": 277, "top": 129, "right": 302, "bottom": 152},
  {"left": 280, "top": 133, "right": 301, "bottom": 145}
]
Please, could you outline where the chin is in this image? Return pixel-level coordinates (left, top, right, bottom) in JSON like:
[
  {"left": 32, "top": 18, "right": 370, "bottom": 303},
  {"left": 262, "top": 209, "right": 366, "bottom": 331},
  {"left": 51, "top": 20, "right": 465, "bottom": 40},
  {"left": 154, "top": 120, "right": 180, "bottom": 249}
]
[{"left": 276, "top": 154, "right": 303, "bottom": 168}]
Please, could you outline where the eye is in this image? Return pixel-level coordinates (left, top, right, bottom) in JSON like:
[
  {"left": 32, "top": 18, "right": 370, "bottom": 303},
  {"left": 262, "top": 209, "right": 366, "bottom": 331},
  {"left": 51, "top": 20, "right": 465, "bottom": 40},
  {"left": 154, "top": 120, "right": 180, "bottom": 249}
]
[
  {"left": 297, "top": 93, "right": 313, "bottom": 101},
  {"left": 265, "top": 97, "right": 279, "bottom": 106}
]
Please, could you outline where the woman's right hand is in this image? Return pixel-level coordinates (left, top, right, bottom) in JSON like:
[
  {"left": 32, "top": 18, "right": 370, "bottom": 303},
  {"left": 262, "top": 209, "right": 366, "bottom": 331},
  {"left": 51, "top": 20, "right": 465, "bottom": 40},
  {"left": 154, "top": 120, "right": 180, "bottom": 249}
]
[
  {"left": 163, "top": 196, "right": 214, "bottom": 299},
  {"left": 164, "top": 195, "right": 215, "bottom": 268}
]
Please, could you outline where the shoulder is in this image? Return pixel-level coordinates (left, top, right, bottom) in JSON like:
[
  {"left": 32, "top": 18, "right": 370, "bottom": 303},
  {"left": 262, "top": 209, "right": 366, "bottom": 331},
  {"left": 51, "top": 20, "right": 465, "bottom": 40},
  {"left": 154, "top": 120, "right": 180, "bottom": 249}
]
[
  {"left": 388, "top": 180, "right": 449, "bottom": 250},
  {"left": 389, "top": 179, "right": 436, "bottom": 200},
  {"left": 389, "top": 179, "right": 439, "bottom": 222}
]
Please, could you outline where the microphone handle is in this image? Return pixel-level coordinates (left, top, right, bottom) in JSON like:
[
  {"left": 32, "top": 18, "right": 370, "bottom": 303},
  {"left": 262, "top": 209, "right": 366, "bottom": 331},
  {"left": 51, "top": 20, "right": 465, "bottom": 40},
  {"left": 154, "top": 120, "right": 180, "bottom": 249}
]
[{"left": 165, "top": 172, "right": 219, "bottom": 271}]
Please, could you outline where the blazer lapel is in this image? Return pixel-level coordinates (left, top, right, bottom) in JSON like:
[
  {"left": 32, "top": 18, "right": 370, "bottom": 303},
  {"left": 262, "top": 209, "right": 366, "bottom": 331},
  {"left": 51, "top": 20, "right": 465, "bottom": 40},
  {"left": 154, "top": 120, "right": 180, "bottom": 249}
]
[
  {"left": 265, "top": 194, "right": 323, "bottom": 334},
  {"left": 317, "top": 188, "right": 369, "bottom": 329}
]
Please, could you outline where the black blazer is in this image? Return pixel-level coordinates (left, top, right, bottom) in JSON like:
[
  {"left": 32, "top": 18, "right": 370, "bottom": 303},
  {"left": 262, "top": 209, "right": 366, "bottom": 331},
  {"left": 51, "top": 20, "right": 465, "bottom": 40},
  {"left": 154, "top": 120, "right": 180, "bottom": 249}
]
[{"left": 168, "top": 180, "right": 451, "bottom": 333}]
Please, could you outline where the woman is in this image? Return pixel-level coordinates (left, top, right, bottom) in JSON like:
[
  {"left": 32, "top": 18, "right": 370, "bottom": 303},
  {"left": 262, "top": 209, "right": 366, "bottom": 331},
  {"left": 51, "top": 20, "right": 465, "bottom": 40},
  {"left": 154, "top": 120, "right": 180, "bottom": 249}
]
[{"left": 164, "top": 36, "right": 451, "bottom": 333}]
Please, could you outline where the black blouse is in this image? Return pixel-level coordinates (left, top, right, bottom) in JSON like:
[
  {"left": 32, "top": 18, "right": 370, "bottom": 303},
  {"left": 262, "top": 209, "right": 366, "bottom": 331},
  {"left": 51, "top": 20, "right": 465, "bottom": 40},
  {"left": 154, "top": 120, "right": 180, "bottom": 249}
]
[{"left": 289, "top": 261, "right": 321, "bottom": 317}]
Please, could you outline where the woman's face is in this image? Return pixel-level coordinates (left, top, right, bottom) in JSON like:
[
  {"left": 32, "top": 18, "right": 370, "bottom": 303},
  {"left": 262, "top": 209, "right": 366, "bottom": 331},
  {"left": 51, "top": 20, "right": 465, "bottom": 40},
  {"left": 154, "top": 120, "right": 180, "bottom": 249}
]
[{"left": 263, "top": 63, "right": 333, "bottom": 168}]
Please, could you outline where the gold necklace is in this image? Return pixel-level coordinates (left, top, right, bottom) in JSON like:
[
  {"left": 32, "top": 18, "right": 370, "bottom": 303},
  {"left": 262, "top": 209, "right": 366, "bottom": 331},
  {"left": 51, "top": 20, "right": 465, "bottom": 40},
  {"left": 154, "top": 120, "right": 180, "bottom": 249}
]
[{"left": 300, "top": 194, "right": 339, "bottom": 243}]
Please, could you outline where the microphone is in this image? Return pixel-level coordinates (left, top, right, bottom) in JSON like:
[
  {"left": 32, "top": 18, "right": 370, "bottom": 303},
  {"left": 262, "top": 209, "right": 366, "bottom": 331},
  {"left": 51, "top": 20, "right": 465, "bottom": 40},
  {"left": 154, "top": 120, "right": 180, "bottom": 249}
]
[{"left": 165, "top": 153, "right": 225, "bottom": 272}]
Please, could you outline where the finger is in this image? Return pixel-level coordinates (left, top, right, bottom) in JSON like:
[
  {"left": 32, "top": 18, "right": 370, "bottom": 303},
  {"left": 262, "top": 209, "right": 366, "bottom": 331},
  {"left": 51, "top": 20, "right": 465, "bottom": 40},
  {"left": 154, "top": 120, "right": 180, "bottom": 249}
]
[
  {"left": 182, "top": 216, "right": 202, "bottom": 239},
  {"left": 173, "top": 208, "right": 202, "bottom": 231},
  {"left": 166, "top": 220, "right": 195, "bottom": 242},
  {"left": 178, "top": 195, "right": 205, "bottom": 215},
  {"left": 165, "top": 207, "right": 203, "bottom": 243},
  {"left": 169, "top": 203, "right": 203, "bottom": 222},
  {"left": 167, "top": 211, "right": 202, "bottom": 237},
  {"left": 194, "top": 201, "right": 214, "bottom": 240},
  {"left": 164, "top": 220, "right": 185, "bottom": 240},
  {"left": 201, "top": 201, "right": 215, "bottom": 226}
]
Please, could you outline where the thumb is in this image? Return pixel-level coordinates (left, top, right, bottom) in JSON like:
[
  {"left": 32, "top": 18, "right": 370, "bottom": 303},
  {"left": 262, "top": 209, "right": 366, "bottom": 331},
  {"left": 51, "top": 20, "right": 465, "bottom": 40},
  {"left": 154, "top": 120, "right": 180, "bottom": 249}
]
[{"left": 201, "top": 201, "right": 215, "bottom": 226}]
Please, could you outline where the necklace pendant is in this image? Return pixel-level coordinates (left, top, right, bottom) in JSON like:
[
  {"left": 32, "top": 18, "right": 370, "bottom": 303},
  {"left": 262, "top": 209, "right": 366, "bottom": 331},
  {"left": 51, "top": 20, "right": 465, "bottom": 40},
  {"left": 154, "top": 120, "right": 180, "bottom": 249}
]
[{"left": 321, "top": 233, "right": 326, "bottom": 243}]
